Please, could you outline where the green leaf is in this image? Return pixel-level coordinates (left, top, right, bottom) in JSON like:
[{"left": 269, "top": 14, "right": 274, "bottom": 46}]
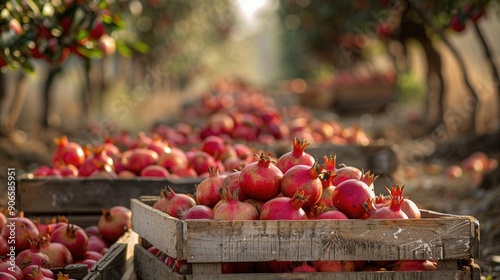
[
  {"left": 115, "top": 41, "right": 132, "bottom": 57},
  {"left": 76, "top": 30, "right": 89, "bottom": 41},
  {"left": 76, "top": 46, "right": 103, "bottom": 59},
  {"left": 131, "top": 41, "right": 150, "bottom": 54}
]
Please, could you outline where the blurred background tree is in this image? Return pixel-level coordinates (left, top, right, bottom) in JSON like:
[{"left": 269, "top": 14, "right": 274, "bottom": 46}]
[{"left": 278, "top": 0, "right": 500, "bottom": 135}]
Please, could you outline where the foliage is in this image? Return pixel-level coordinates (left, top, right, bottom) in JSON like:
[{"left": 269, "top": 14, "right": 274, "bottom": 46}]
[
  {"left": 278, "top": 0, "right": 496, "bottom": 78},
  {"left": 0, "top": 0, "right": 135, "bottom": 72}
]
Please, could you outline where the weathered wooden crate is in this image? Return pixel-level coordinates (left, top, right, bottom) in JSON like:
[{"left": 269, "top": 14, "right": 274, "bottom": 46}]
[
  {"left": 47, "top": 230, "right": 138, "bottom": 280},
  {"left": 16, "top": 176, "right": 201, "bottom": 215},
  {"left": 130, "top": 197, "right": 480, "bottom": 280}
]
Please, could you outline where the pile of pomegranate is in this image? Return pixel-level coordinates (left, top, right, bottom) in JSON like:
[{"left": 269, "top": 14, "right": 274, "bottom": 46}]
[
  {"left": 145, "top": 138, "right": 435, "bottom": 274},
  {"left": 32, "top": 133, "right": 262, "bottom": 179},
  {"left": 0, "top": 206, "right": 131, "bottom": 280}
]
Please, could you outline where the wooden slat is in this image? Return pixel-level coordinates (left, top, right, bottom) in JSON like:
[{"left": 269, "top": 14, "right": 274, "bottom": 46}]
[
  {"left": 17, "top": 177, "right": 201, "bottom": 214},
  {"left": 131, "top": 199, "right": 183, "bottom": 259},
  {"left": 134, "top": 244, "right": 185, "bottom": 280},
  {"left": 51, "top": 263, "right": 89, "bottom": 280},
  {"left": 131, "top": 199, "right": 479, "bottom": 263}
]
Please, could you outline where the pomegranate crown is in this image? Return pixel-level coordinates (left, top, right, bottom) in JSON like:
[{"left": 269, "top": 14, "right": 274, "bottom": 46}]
[
  {"left": 290, "top": 191, "right": 311, "bottom": 209},
  {"left": 54, "top": 135, "right": 69, "bottom": 146},
  {"left": 208, "top": 166, "right": 220, "bottom": 176},
  {"left": 255, "top": 152, "right": 276, "bottom": 165},
  {"left": 292, "top": 138, "right": 310, "bottom": 154},
  {"left": 309, "top": 161, "right": 324, "bottom": 178},
  {"left": 160, "top": 186, "right": 176, "bottom": 198},
  {"left": 319, "top": 170, "right": 336, "bottom": 187},
  {"left": 385, "top": 185, "right": 405, "bottom": 211},
  {"left": 361, "top": 170, "right": 379, "bottom": 186},
  {"left": 322, "top": 155, "right": 337, "bottom": 171}
]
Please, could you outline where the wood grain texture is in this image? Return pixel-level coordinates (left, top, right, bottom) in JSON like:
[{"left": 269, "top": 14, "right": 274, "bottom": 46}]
[
  {"left": 17, "top": 177, "right": 201, "bottom": 214},
  {"left": 131, "top": 198, "right": 479, "bottom": 263},
  {"left": 134, "top": 244, "right": 185, "bottom": 280},
  {"left": 134, "top": 244, "right": 476, "bottom": 280}
]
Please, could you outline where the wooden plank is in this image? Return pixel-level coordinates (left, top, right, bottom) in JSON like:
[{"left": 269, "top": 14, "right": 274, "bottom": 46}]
[
  {"left": 17, "top": 177, "right": 201, "bottom": 214},
  {"left": 50, "top": 263, "right": 89, "bottom": 280},
  {"left": 131, "top": 199, "right": 479, "bottom": 263},
  {"left": 23, "top": 214, "right": 101, "bottom": 228},
  {"left": 187, "top": 270, "right": 472, "bottom": 280},
  {"left": 134, "top": 244, "right": 185, "bottom": 280},
  {"left": 131, "top": 199, "right": 183, "bottom": 259}
]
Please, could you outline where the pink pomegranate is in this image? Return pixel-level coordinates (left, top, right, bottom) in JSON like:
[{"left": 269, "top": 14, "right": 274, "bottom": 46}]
[
  {"left": 83, "top": 251, "right": 103, "bottom": 261},
  {"left": 50, "top": 224, "right": 88, "bottom": 261},
  {"left": 140, "top": 165, "right": 170, "bottom": 178},
  {"left": 40, "top": 236, "right": 73, "bottom": 268},
  {"left": 331, "top": 179, "right": 375, "bottom": 219},
  {"left": 0, "top": 260, "right": 23, "bottom": 280},
  {"left": 57, "top": 164, "right": 79, "bottom": 177},
  {"left": 316, "top": 210, "right": 349, "bottom": 220},
  {"left": 87, "top": 235, "right": 108, "bottom": 254},
  {"left": 1, "top": 216, "right": 39, "bottom": 253},
  {"left": 220, "top": 170, "right": 248, "bottom": 201},
  {"left": 79, "top": 148, "right": 115, "bottom": 177},
  {"left": 331, "top": 165, "right": 363, "bottom": 186},
  {"left": 122, "top": 148, "right": 159, "bottom": 174},
  {"left": 369, "top": 185, "right": 408, "bottom": 220},
  {"left": 214, "top": 189, "right": 259, "bottom": 220},
  {"left": 180, "top": 205, "right": 214, "bottom": 220},
  {"left": 239, "top": 154, "right": 283, "bottom": 201},
  {"left": 15, "top": 241, "right": 52, "bottom": 270},
  {"left": 280, "top": 163, "right": 323, "bottom": 208},
  {"left": 158, "top": 146, "right": 188, "bottom": 171},
  {"left": 201, "top": 135, "right": 227, "bottom": 160},
  {"left": 260, "top": 192, "right": 309, "bottom": 220},
  {"left": 292, "top": 262, "right": 317, "bottom": 272},
  {"left": 21, "top": 266, "right": 53, "bottom": 279},
  {"left": 391, "top": 260, "right": 437, "bottom": 271},
  {"left": 52, "top": 136, "right": 85, "bottom": 168},
  {"left": 153, "top": 187, "right": 196, "bottom": 218},
  {"left": 195, "top": 167, "right": 225, "bottom": 207},
  {"left": 276, "top": 138, "right": 315, "bottom": 173},
  {"left": 0, "top": 272, "right": 17, "bottom": 280},
  {"left": 98, "top": 206, "right": 131, "bottom": 243},
  {"left": 187, "top": 151, "right": 217, "bottom": 175}
]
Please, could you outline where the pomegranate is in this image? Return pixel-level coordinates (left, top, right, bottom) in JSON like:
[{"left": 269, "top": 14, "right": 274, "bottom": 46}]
[
  {"left": 158, "top": 146, "right": 188, "bottom": 171},
  {"left": 391, "top": 260, "right": 437, "bottom": 271},
  {"left": 0, "top": 212, "right": 5, "bottom": 230},
  {"left": 98, "top": 206, "right": 131, "bottom": 243},
  {"left": 369, "top": 185, "right": 408, "bottom": 220},
  {"left": 52, "top": 136, "right": 85, "bottom": 168},
  {"left": 78, "top": 259, "right": 97, "bottom": 270},
  {"left": 50, "top": 224, "right": 88, "bottom": 261},
  {"left": 79, "top": 148, "right": 115, "bottom": 177},
  {"left": 401, "top": 198, "right": 421, "bottom": 219},
  {"left": 291, "top": 262, "right": 317, "bottom": 272},
  {"left": 260, "top": 192, "right": 309, "bottom": 220},
  {"left": 84, "top": 225, "right": 100, "bottom": 237},
  {"left": 39, "top": 236, "right": 73, "bottom": 268},
  {"left": 331, "top": 165, "right": 363, "bottom": 186},
  {"left": 445, "top": 165, "right": 463, "bottom": 180},
  {"left": 266, "top": 260, "right": 299, "bottom": 272},
  {"left": 122, "top": 148, "right": 159, "bottom": 174},
  {"left": 316, "top": 210, "right": 349, "bottom": 220},
  {"left": 57, "top": 164, "right": 79, "bottom": 177},
  {"left": 195, "top": 167, "right": 225, "bottom": 207},
  {"left": 0, "top": 273, "right": 16, "bottom": 280},
  {"left": 331, "top": 179, "right": 375, "bottom": 219},
  {"left": 87, "top": 235, "right": 108, "bottom": 254},
  {"left": 0, "top": 236, "right": 8, "bottom": 256},
  {"left": 187, "top": 151, "right": 217, "bottom": 175},
  {"left": 153, "top": 187, "right": 196, "bottom": 218},
  {"left": 33, "top": 166, "right": 62, "bottom": 178},
  {"left": 140, "top": 165, "right": 170, "bottom": 178},
  {"left": 21, "top": 266, "right": 53, "bottom": 279},
  {"left": 214, "top": 189, "right": 259, "bottom": 220},
  {"left": 311, "top": 260, "right": 355, "bottom": 272},
  {"left": 118, "top": 170, "right": 137, "bottom": 178},
  {"left": 170, "top": 166, "right": 197, "bottom": 178},
  {"left": 276, "top": 138, "right": 315, "bottom": 173},
  {"left": 180, "top": 205, "right": 214, "bottom": 220},
  {"left": 0, "top": 260, "right": 23, "bottom": 280},
  {"left": 201, "top": 135, "right": 227, "bottom": 161},
  {"left": 281, "top": 163, "right": 323, "bottom": 208},
  {"left": 317, "top": 171, "right": 336, "bottom": 209},
  {"left": 15, "top": 241, "right": 52, "bottom": 270},
  {"left": 83, "top": 251, "right": 103, "bottom": 261},
  {"left": 239, "top": 154, "right": 283, "bottom": 201},
  {"left": 243, "top": 198, "right": 265, "bottom": 214},
  {"left": 220, "top": 170, "right": 248, "bottom": 201},
  {"left": 99, "top": 137, "right": 121, "bottom": 157},
  {"left": 1, "top": 215, "right": 39, "bottom": 253}
]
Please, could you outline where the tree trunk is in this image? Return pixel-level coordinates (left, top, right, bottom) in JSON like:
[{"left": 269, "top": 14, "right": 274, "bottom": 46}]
[
  {"left": 5, "top": 72, "right": 27, "bottom": 131},
  {"left": 42, "top": 67, "right": 63, "bottom": 127},
  {"left": 472, "top": 21, "right": 500, "bottom": 121}
]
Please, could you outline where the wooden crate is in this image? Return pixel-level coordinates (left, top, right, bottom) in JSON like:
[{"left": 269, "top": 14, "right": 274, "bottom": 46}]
[
  {"left": 16, "top": 177, "right": 201, "bottom": 215},
  {"left": 130, "top": 197, "right": 480, "bottom": 280}
]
